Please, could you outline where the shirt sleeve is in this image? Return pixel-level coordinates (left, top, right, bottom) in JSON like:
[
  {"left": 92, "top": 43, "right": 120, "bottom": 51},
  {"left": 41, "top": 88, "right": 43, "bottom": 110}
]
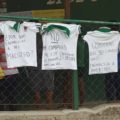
[
  {"left": 118, "top": 34, "right": 120, "bottom": 52},
  {"left": 83, "top": 35, "right": 87, "bottom": 43},
  {"left": 0, "top": 22, "right": 5, "bottom": 34}
]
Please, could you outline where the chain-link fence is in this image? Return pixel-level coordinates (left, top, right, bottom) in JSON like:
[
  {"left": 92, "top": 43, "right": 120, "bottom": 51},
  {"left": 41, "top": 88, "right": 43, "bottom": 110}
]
[{"left": 0, "top": 23, "right": 120, "bottom": 111}]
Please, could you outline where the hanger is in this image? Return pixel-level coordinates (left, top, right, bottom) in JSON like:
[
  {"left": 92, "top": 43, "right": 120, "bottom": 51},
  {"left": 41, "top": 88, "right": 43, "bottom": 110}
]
[{"left": 97, "top": 27, "right": 111, "bottom": 32}]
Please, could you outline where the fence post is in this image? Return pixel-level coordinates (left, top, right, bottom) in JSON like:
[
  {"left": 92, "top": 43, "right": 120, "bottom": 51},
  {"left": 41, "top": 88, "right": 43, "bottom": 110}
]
[{"left": 72, "top": 70, "right": 79, "bottom": 110}]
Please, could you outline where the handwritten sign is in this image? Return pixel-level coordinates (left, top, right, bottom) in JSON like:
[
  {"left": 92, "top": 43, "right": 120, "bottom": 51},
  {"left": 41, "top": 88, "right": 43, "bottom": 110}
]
[
  {"left": 5, "top": 31, "right": 37, "bottom": 68},
  {"left": 42, "top": 24, "right": 80, "bottom": 70},
  {"left": 0, "top": 36, "right": 19, "bottom": 75},
  {"left": 84, "top": 31, "right": 120, "bottom": 75},
  {"left": 0, "top": 21, "right": 39, "bottom": 68}
]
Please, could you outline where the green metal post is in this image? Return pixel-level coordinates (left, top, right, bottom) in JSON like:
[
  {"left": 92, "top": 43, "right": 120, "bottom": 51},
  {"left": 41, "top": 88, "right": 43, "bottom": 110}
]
[
  {"left": 72, "top": 70, "right": 79, "bottom": 110},
  {"left": 0, "top": 15, "right": 120, "bottom": 25}
]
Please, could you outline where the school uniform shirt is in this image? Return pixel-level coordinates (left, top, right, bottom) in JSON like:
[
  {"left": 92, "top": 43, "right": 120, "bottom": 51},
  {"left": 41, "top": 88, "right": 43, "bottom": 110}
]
[
  {"left": 0, "top": 21, "right": 41, "bottom": 68},
  {"left": 0, "top": 35, "right": 19, "bottom": 75},
  {"left": 41, "top": 23, "right": 80, "bottom": 70},
  {"left": 83, "top": 30, "right": 120, "bottom": 75}
]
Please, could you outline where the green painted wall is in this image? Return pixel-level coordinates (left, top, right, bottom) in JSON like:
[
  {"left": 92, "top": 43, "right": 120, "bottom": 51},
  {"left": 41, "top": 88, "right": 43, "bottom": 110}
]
[{"left": 71, "top": 0, "right": 120, "bottom": 21}]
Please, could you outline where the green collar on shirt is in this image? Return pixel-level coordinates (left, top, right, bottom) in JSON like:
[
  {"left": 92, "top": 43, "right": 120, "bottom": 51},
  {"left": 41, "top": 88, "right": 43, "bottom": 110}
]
[
  {"left": 10, "top": 22, "right": 21, "bottom": 32},
  {"left": 43, "top": 24, "right": 70, "bottom": 37}
]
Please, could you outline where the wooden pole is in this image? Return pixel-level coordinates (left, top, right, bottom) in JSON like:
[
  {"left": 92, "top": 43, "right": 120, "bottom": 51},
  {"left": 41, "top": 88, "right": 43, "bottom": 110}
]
[{"left": 64, "top": 0, "right": 71, "bottom": 18}]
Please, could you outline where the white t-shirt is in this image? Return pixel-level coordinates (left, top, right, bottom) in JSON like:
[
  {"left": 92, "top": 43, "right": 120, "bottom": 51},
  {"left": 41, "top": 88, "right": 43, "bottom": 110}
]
[
  {"left": 0, "top": 21, "right": 41, "bottom": 68},
  {"left": 42, "top": 23, "right": 80, "bottom": 70},
  {"left": 83, "top": 30, "right": 120, "bottom": 75},
  {"left": 0, "top": 36, "right": 19, "bottom": 75}
]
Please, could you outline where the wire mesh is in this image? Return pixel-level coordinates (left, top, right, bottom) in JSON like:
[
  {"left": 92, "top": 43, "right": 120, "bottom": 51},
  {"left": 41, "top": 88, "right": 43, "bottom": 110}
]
[{"left": 0, "top": 22, "right": 120, "bottom": 111}]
